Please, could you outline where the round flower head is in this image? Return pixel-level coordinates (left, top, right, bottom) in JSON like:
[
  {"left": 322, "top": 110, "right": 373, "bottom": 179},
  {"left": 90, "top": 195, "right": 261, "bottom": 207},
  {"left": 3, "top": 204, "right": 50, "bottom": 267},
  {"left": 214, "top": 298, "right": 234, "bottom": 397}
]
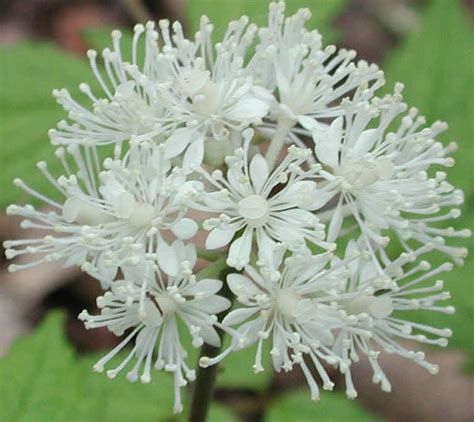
[
  {"left": 200, "top": 249, "right": 367, "bottom": 401},
  {"left": 313, "top": 85, "right": 470, "bottom": 268},
  {"left": 4, "top": 143, "right": 199, "bottom": 284},
  {"left": 79, "top": 241, "right": 231, "bottom": 413},
  {"left": 2, "top": 0, "right": 469, "bottom": 414},
  {"left": 333, "top": 240, "right": 455, "bottom": 398},
  {"left": 192, "top": 129, "right": 335, "bottom": 270}
]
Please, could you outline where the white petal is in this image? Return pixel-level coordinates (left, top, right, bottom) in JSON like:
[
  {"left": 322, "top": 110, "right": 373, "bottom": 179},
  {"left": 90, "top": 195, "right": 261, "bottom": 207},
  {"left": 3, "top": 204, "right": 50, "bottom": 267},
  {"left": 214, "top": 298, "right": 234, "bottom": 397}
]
[
  {"left": 315, "top": 116, "right": 343, "bottom": 168},
  {"left": 301, "top": 322, "right": 334, "bottom": 346},
  {"left": 171, "top": 240, "right": 197, "bottom": 268},
  {"left": 227, "top": 228, "right": 253, "bottom": 270},
  {"left": 157, "top": 237, "right": 179, "bottom": 276},
  {"left": 170, "top": 218, "right": 198, "bottom": 240},
  {"left": 164, "top": 127, "right": 194, "bottom": 159},
  {"left": 249, "top": 154, "right": 269, "bottom": 194},
  {"left": 182, "top": 134, "right": 204, "bottom": 170},
  {"left": 141, "top": 300, "right": 163, "bottom": 327},
  {"left": 353, "top": 128, "right": 378, "bottom": 156},
  {"left": 95, "top": 253, "right": 118, "bottom": 283},
  {"left": 360, "top": 260, "right": 378, "bottom": 283},
  {"left": 278, "top": 208, "right": 315, "bottom": 225},
  {"left": 222, "top": 307, "right": 259, "bottom": 326},
  {"left": 186, "top": 278, "right": 223, "bottom": 296},
  {"left": 327, "top": 199, "right": 344, "bottom": 242},
  {"left": 227, "top": 273, "right": 261, "bottom": 297},
  {"left": 194, "top": 296, "right": 231, "bottom": 314},
  {"left": 255, "top": 230, "right": 283, "bottom": 278},
  {"left": 203, "top": 192, "right": 234, "bottom": 210},
  {"left": 226, "top": 96, "right": 270, "bottom": 122},
  {"left": 121, "top": 262, "right": 147, "bottom": 282},
  {"left": 114, "top": 192, "right": 136, "bottom": 219},
  {"left": 206, "top": 227, "right": 236, "bottom": 250},
  {"left": 298, "top": 115, "right": 328, "bottom": 133},
  {"left": 198, "top": 325, "right": 221, "bottom": 347}
]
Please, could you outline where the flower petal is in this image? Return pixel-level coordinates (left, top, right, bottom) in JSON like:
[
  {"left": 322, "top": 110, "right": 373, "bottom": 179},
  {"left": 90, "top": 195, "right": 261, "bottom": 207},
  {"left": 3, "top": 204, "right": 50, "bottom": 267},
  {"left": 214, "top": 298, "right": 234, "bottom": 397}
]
[
  {"left": 227, "top": 273, "right": 261, "bottom": 297},
  {"left": 249, "top": 154, "right": 269, "bottom": 194},
  {"left": 206, "top": 227, "right": 236, "bottom": 250},
  {"left": 164, "top": 127, "right": 195, "bottom": 159},
  {"left": 156, "top": 237, "right": 179, "bottom": 276},
  {"left": 182, "top": 134, "right": 205, "bottom": 170},
  {"left": 315, "top": 116, "right": 343, "bottom": 168},
  {"left": 222, "top": 307, "right": 259, "bottom": 326},
  {"left": 227, "top": 228, "right": 253, "bottom": 270},
  {"left": 186, "top": 278, "right": 223, "bottom": 296},
  {"left": 170, "top": 218, "right": 198, "bottom": 240}
]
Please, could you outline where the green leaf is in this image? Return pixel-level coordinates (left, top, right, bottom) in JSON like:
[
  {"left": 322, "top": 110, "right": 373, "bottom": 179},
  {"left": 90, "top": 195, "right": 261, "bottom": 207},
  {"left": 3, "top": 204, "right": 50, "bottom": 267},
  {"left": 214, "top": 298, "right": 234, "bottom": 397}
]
[
  {"left": 0, "top": 43, "right": 95, "bottom": 208},
  {"left": 186, "top": 0, "right": 346, "bottom": 44},
  {"left": 265, "top": 390, "right": 380, "bottom": 422},
  {"left": 383, "top": 0, "right": 474, "bottom": 197},
  {"left": 0, "top": 312, "right": 237, "bottom": 422},
  {"left": 382, "top": 0, "right": 474, "bottom": 368}
]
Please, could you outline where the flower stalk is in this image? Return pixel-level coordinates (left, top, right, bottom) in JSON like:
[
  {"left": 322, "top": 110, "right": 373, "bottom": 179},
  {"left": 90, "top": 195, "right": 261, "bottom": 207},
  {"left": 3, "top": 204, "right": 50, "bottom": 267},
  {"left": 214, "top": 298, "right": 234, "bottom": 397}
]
[
  {"left": 264, "top": 117, "right": 294, "bottom": 170},
  {"left": 189, "top": 264, "right": 234, "bottom": 422}
]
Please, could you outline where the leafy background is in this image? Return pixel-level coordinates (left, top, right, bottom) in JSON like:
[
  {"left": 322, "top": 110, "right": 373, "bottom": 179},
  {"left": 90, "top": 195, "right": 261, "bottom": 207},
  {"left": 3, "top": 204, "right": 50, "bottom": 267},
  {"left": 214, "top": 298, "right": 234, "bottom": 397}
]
[{"left": 0, "top": 0, "right": 472, "bottom": 421}]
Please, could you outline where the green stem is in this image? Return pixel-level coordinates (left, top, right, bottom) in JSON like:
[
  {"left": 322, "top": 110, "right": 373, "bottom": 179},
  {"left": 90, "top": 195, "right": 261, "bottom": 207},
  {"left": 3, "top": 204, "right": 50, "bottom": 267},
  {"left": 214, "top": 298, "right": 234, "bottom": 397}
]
[
  {"left": 196, "top": 248, "right": 222, "bottom": 262},
  {"left": 264, "top": 118, "right": 294, "bottom": 170},
  {"left": 195, "top": 256, "right": 227, "bottom": 279},
  {"left": 188, "top": 264, "right": 233, "bottom": 422}
]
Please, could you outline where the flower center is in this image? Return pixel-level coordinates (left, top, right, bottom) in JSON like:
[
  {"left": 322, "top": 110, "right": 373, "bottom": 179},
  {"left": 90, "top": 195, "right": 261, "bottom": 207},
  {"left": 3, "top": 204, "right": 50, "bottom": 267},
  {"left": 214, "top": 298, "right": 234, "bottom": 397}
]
[
  {"left": 336, "top": 156, "right": 395, "bottom": 191},
  {"left": 345, "top": 295, "right": 394, "bottom": 319},
  {"left": 238, "top": 195, "right": 270, "bottom": 228},
  {"left": 275, "top": 288, "right": 300, "bottom": 318},
  {"left": 128, "top": 203, "right": 156, "bottom": 228}
]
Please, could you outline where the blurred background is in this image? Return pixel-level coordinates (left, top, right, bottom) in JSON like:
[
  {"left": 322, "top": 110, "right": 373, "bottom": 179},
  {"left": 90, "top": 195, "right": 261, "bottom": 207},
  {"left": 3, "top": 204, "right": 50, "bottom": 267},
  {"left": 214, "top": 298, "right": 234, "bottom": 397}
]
[{"left": 0, "top": 1, "right": 473, "bottom": 421}]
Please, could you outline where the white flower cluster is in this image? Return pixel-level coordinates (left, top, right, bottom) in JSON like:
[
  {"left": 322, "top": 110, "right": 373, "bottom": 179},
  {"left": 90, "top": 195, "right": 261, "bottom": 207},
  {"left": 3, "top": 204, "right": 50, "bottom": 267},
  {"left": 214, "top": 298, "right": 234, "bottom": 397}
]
[{"left": 4, "top": 2, "right": 469, "bottom": 414}]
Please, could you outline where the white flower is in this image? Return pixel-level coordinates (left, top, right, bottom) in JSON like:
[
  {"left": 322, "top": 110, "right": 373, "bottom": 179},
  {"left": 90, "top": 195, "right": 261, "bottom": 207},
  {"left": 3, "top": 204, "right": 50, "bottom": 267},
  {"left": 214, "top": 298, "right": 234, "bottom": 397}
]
[
  {"left": 333, "top": 240, "right": 455, "bottom": 398},
  {"left": 79, "top": 242, "right": 231, "bottom": 413},
  {"left": 250, "top": 2, "right": 383, "bottom": 136},
  {"left": 200, "top": 251, "right": 363, "bottom": 400},
  {"left": 49, "top": 18, "right": 272, "bottom": 171},
  {"left": 313, "top": 86, "right": 470, "bottom": 266},
  {"left": 192, "top": 129, "right": 334, "bottom": 270},
  {"left": 49, "top": 25, "right": 172, "bottom": 147},
  {"left": 4, "top": 144, "right": 198, "bottom": 283},
  {"left": 136, "top": 17, "right": 272, "bottom": 170}
]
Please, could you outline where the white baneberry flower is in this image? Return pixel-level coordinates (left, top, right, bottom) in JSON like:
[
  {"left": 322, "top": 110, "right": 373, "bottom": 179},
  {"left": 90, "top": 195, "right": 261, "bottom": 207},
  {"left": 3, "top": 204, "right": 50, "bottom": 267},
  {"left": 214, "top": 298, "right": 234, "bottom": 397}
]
[
  {"left": 250, "top": 2, "right": 384, "bottom": 138},
  {"left": 79, "top": 242, "right": 231, "bottom": 414},
  {"left": 49, "top": 25, "right": 172, "bottom": 147},
  {"left": 333, "top": 240, "right": 455, "bottom": 399},
  {"left": 199, "top": 250, "right": 367, "bottom": 401},
  {"left": 4, "top": 144, "right": 198, "bottom": 283},
  {"left": 192, "top": 129, "right": 335, "bottom": 270},
  {"left": 49, "top": 18, "right": 272, "bottom": 171},
  {"left": 313, "top": 86, "right": 470, "bottom": 267},
  {"left": 153, "top": 16, "right": 273, "bottom": 170}
]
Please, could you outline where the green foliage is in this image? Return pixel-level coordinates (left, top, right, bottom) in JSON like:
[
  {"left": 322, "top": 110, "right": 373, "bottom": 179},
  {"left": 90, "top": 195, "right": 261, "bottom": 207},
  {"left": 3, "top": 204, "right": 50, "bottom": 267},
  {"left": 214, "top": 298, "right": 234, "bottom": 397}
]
[
  {"left": 0, "top": 312, "right": 236, "bottom": 422},
  {"left": 265, "top": 390, "right": 380, "bottom": 421},
  {"left": 383, "top": 0, "right": 474, "bottom": 197},
  {"left": 0, "top": 43, "right": 95, "bottom": 208},
  {"left": 382, "top": 0, "right": 474, "bottom": 368},
  {"left": 186, "top": 0, "right": 346, "bottom": 44}
]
